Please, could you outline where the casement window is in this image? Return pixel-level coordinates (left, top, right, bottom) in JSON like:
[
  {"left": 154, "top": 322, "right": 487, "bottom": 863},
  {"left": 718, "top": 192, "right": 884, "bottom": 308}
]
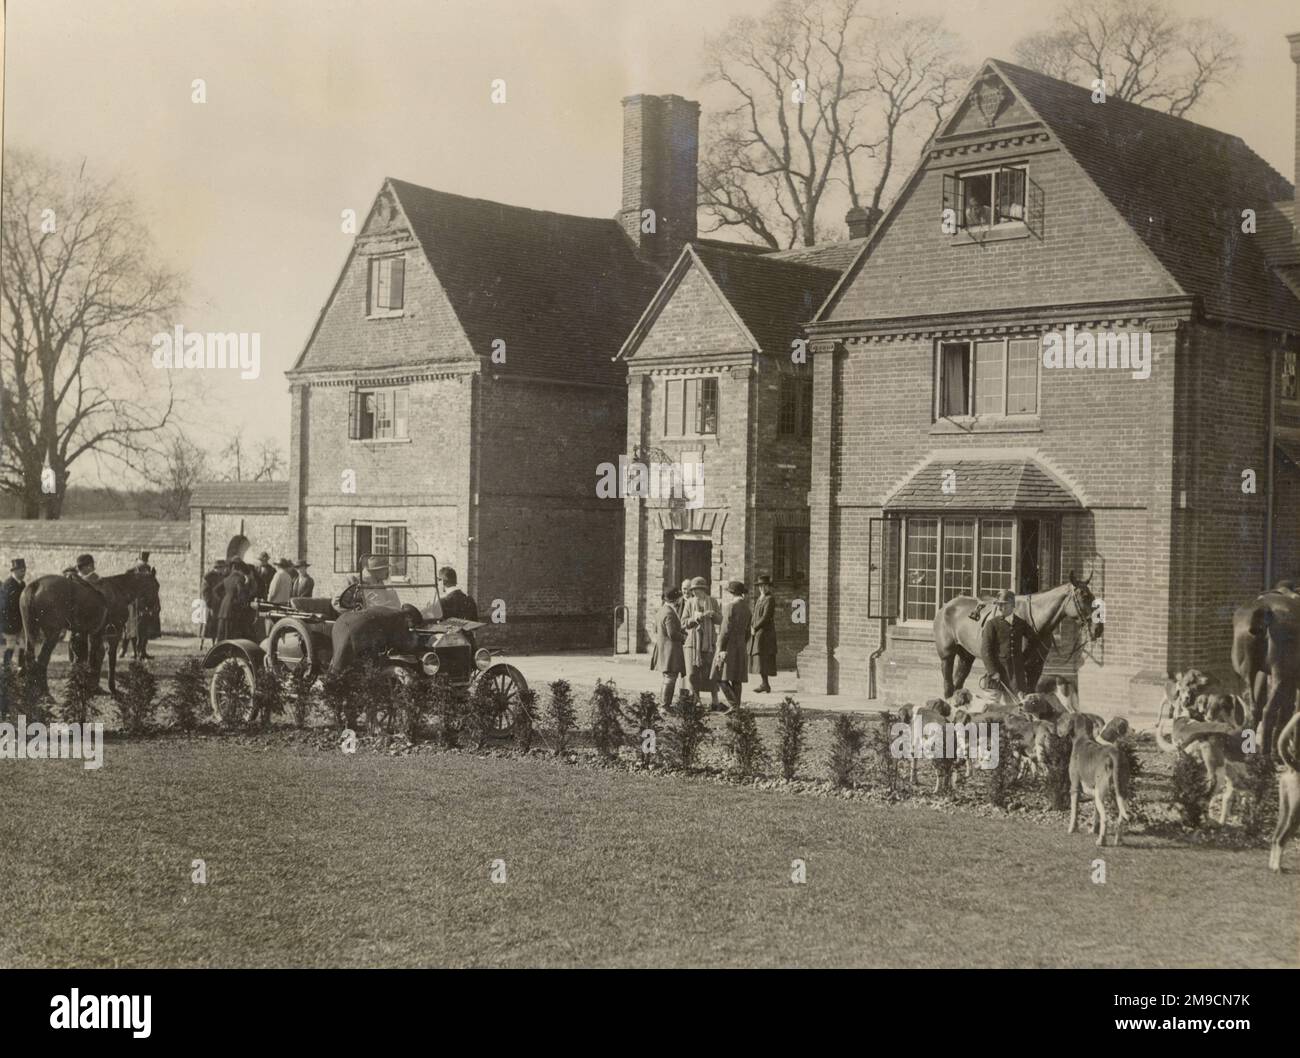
[
  {"left": 368, "top": 255, "right": 405, "bottom": 314},
  {"left": 778, "top": 376, "right": 814, "bottom": 438},
  {"left": 664, "top": 376, "right": 719, "bottom": 437},
  {"left": 348, "top": 386, "right": 410, "bottom": 440},
  {"left": 773, "top": 526, "right": 810, "bottom": 583},
  {"left": 942, "top": 165, "right": 1040, "bottom": 236},
  {"left": 1283, "top": 351, "right": 1298, "bottom": 403},
  {"left": 936, "top": 337, "right": 1039, "bottom": 419},
  {"left": 334, "top": 523, "right": 408, "bottom": 576},
  {"left": 873, "top": 515, "right": 1058, "bottom": 621}
]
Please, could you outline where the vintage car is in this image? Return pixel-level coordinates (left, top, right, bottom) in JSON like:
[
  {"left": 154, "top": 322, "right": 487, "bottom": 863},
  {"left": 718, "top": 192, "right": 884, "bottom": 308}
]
[{"left": 201, "top": 553, "right": 526, "bottom": 732}]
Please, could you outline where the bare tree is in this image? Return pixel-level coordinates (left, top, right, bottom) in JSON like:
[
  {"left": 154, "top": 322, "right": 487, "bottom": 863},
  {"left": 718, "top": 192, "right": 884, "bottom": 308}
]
[
  {"left": 1013, "top": 0, "right": 1239, "bottom": 117},
  {"left": 144, "top": 435, "right": 209, "bottom": 520},
  {"left": 0, "top": 148, "right": 184, "bottom": 518},
  {"left": 698, "top": 0, "right": 965, "bottom": 248},
  {"left": 219, "top": 429, "right": 284, "bottom": 483}
]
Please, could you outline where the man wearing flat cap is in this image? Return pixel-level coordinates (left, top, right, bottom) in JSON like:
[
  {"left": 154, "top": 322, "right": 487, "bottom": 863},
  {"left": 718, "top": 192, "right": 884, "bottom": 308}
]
[
  {"left": 333, "top": 555, "right": 402, "bottom": 613},
  {"left": 713, "top": 580, "right": 751, "bottom": 710},
  {"left": 980, "top": 589, "right": 1032, "bottom": 706},
  {"left": 650, "top": 585, "right": 687, "bottom": 710}
]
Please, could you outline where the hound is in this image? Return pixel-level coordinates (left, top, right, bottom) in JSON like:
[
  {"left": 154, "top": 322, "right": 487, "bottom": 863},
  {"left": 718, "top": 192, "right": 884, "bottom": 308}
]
[
  {"left": 1270, "top": 711, "right": 1300, "bottom": 871},
  {"left": 1061, "top": 713, "right": 1132, "bottom": 846}
]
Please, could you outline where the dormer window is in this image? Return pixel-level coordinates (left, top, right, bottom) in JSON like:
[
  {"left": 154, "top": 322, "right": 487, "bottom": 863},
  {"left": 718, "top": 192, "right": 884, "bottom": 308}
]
[
  {"left": 368, "top": 255, "right": 405, "bottom": 316},
  {"left": 958, "top": 166, "right": 1026, "bottom": 229}
]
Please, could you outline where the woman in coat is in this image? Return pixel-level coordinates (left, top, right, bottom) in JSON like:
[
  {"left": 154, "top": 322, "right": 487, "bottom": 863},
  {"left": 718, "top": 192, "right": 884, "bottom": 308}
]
[
  {"left": 748, "top": 574, "right": 777, "bottom": 693},
  {"left": 713, "top": 580, "right": 750, "bottom": 709},
  {"left": 650, "top": 586, "right": 687, "bottom": 709},
  {"left": 681, "top": 576, "right": 721, "bottom": 710}
]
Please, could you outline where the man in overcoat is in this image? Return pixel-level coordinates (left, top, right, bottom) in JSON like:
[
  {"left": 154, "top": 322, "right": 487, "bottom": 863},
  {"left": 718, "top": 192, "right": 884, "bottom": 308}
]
[
  {"left": 713, "top": 580, "right": 750, "bottom": 710},
  {"left": 1, "top": 557, "right": 27, "bottom": 671},
  {"left": 202, "top": 559, "right": 227, "bottom": 642},
  {"left": 748, "top": 574, "right": 777, "bottom": 693},
  {"left": 650, "top": 586, "right": 687, "bottom": 709}
]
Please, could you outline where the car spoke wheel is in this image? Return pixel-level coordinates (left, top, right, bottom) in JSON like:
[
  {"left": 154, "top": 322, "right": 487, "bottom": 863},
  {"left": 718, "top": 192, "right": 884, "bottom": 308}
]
[
  {"left": 374, "top": 664, "right": 415, "bottom": 734},
  {"left": 481, "top": 665, "right": 527, "bottom": 734},
  {"left": 210, "top": 655, "right": 257, "bottom": 728}
]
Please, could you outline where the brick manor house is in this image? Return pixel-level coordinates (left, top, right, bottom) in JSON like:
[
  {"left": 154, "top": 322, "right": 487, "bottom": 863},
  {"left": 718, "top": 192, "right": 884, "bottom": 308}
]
[
  {"left": 278, "top": 93, "right": 854, "bottom": 650},
  {"left": 798, "top": 41, "right": 1300, "bottom": 710}
]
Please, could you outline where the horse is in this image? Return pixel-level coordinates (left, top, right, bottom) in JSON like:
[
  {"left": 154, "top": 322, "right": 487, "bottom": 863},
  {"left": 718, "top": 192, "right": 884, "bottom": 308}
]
[
  {"left": 933, "top": 572, "right": 1101, "bottom": 699},
  {"left": 19, "top": 570, "right": 161, "bottom": 697},
  {"left": 1231, "top": 586, "right": 1300, "bottom": 761}
]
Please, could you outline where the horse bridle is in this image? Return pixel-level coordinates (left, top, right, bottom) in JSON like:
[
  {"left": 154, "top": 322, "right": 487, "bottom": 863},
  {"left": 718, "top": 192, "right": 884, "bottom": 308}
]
[{"left": 1024, "top": 583, "right": 1097, "bottom": 669}]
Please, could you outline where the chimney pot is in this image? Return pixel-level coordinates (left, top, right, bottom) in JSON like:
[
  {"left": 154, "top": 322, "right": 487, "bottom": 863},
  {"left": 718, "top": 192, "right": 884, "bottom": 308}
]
[{"left": 846, "top": 205, "right": 883, "bottom": 240}]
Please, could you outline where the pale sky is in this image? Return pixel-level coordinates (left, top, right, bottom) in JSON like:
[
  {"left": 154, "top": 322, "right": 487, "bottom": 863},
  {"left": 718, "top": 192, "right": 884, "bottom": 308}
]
[{"left": 4, "top": 0, "right": 1298, "bottom": 479}]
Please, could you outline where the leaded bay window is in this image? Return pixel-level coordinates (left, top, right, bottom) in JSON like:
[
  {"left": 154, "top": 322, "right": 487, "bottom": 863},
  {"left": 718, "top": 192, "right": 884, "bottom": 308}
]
[
  {"left": 897, "top": 514, "right": 1058, "bottom": 621},
  {"left": 936, "top": 337, "right": 1040, "bottom": 420}
]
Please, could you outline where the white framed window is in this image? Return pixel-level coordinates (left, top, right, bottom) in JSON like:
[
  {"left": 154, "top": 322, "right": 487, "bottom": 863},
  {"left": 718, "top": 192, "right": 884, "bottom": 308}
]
[
  {"left": 958, "top": 165, "right": 1026, "bottom": 229},
  {"left": 1282, "top": 351, "right": 1298, "bottom": 403},
  {"left": 936, "top": 337, "right": 1040, "bottom": 420},
  {"left": 664, "top": 376, "right": 719, "bottom": 437},
  {"left": 368, "top": 255, "right": 406, "bottom": 315},
  {"left": 349, "top": 386, "right": 410, "bottom": 440},
  {"left": 899, "top": 514, "right": 1058, "bottom": 621}
]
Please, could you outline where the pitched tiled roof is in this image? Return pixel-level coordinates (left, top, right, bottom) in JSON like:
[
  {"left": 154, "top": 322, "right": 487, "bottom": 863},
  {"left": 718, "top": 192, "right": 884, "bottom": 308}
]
[
  {"left": 690, "top": 244, "right": 841, "bottom": 356},
  {"left": 769, "top": 238, "right": 868, "bottom": 272},
  {"left": 0, "top": 520, "right": 191, "bottom": 549},
  {"left": 388, "top": 180, "right": 664, "bottom": 386},
  {"left": 189, "top": 481, "right": 290, "bottom": 509},
  {"left": 883, "top": 458, "right": 1083, "bottom": 511},
  {"left": 993, "top": 61, "right": 1300, "bottom": 331}
]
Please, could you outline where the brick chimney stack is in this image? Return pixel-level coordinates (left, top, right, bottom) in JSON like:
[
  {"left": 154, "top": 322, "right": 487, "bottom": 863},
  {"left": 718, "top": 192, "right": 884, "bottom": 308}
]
[
  {"left": 619, "top": 94, "right": 700, "bottom": 265},
  {"left": 846, "top": 205, "right": 883, "bottom": 240},
  {"left": 1290, "top": 32, "right": 1300, "bottom": 243}
]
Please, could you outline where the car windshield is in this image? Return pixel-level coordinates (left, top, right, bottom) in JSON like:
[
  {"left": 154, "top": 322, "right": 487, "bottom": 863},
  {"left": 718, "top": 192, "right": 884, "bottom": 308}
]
[{"left": 357, "top": 554, "right": 443, "bottom": 619}]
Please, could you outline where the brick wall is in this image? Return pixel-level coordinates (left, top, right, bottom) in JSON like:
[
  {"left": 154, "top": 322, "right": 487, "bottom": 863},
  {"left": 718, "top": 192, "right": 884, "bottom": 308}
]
[
  {"left": 475, "top": 372, "right": 627, "bottom": 650},
  {"left": 0, "top": 521, "right": 192, "bottom": 634}
]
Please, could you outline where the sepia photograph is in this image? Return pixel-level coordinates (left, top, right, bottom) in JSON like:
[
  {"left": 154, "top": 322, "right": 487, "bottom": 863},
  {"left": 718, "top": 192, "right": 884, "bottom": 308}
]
[{"left": 0, "top": 0, "right": 1298, "bottom": 1017}]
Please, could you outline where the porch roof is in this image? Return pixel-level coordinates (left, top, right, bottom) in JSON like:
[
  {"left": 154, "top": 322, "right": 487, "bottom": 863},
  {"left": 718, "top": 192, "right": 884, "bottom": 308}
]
[{"left": 883, "top": 458, "right": 1083, "bottom": 512}]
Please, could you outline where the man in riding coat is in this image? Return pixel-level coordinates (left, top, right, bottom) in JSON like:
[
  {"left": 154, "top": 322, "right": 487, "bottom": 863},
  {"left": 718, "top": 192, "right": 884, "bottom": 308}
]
[
  {"left": 1, "top": 557, "right": 27, "bottom": 671},
  {"left": 66, "top": 554, "right": 102, "bottom": 665},
  {"left": 980, "top": 589, "right": 1032, "bottom": 706}
]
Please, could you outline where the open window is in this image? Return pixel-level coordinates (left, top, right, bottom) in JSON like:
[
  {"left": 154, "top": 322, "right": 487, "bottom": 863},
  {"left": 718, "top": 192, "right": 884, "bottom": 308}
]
[
  {"left": 368, "top": 255, "right": 405, "bottom": 315},
  {"left": 936, "top": 338, "right": 1039, "bottom": 420},
  {"left": 943, "top": 165, "right": 1039, "bottom": 235}
]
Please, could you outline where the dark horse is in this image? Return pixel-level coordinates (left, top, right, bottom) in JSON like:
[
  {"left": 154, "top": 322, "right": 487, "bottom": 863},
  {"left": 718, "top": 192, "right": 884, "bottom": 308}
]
[
  {"left": 1232, "top": 586, "right": 1300, "bottom": 761},
  {"left": 933, "top": 572, "right": 1101, "bottom": 698},
  {"left": 20, "top": 570, "right": 161, "bottom": 696}
]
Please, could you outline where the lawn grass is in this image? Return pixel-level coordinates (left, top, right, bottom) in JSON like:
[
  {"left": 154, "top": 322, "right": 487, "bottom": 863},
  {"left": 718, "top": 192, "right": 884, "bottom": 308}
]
[{"left": 1, "top": 737, "right": 1295, "bottom": 967}]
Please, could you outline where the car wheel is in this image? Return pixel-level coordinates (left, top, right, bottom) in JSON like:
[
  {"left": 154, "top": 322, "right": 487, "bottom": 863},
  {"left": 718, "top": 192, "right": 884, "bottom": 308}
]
[
  {"left": 479, "top": 664, "right": 527, "bottom": 734},
  {"left": 210, "top": 655, "right": 257, "bottom": 727}
]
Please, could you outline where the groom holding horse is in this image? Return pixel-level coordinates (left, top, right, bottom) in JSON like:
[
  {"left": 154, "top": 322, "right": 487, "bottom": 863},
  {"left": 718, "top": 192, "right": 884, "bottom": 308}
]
[{"left": 20, "top": 558, "right": 160, "bottom": 697}]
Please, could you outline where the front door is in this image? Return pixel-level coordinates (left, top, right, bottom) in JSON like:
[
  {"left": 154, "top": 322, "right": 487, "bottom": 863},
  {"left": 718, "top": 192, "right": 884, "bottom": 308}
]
[{"left": 674, "top": 537, "right": 712, "bottom": 592}]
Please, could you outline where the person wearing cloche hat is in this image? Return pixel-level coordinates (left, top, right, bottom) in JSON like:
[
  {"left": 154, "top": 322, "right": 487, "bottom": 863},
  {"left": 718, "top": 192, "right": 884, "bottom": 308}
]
[
  {"left": 748, "top": 574, "right": 777, "bottom": 693},
  {"left": 712, "top": 580, "right": 751, "bottom": 710},
  {"left": 681, "top": 575, "right": 722, "bottom": 711}
]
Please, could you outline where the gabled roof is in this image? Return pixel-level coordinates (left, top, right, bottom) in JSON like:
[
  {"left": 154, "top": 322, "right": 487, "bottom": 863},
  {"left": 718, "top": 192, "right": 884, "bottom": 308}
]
[
  {"left": 818, "top": 59, "right": 1300, "bottom": 333},
  {"left": 386, "top": 180, "right": 663, "bottom": 385},
  {"left": 883, "top": 458, "right": 1083, "bottom": 512},
  {"left": 990, "top": 60, "right": 1300, "bottom": 331},
  {"left": 617, "top": 243, "right": 841, "bottom": 361},
  {"left": 189, "top": 481, "right": 290, "bottom": 509}
]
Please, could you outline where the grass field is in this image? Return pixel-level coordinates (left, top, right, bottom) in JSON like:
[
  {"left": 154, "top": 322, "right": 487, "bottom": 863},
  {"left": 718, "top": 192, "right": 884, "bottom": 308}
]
[{"left": 1, "top": 736, "right": 1295, "bottom": 967}]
